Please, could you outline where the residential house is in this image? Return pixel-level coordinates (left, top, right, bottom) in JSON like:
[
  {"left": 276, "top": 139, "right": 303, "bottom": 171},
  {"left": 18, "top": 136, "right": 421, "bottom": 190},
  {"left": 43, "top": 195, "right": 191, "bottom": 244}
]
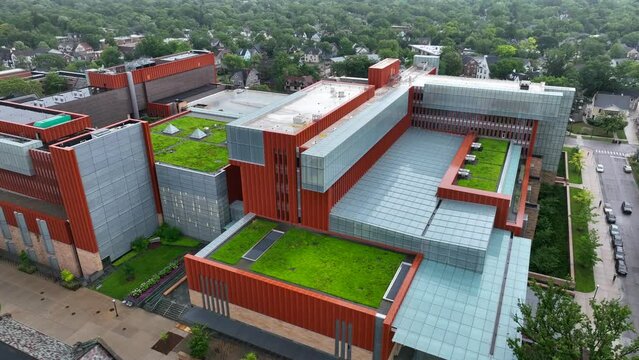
[
  {"left": 587, "top": 92, "right": 636, "bottom": 119},
  {"left": 231, "top": 68, "right": 260, "bottom": 88},
  {"left": 352, "top": 44, "right": 369, "bottom": 55},
  {"left": 285, "top": 75, "right": 316, "bottom": 92},
  {"left": 310, "top": 33, "right": 322, "bottom": 43},
  {"left": 627, "top": 48, "right": 639, "bottom": 60},
  {"left": 409, "top": 44, "right": 443, "bottom": 56},
  {"left": 210, "top": 38, "right": 225, "bottom": 49},
  {"left": 215, "top": 49, "right": 231, "bottom": 70},
  {"left": 0, "top": 47, "right": 12, "bottom": 68},
  {"left": 304, "top": 47, "right": 323, "bottom": 64},
  {"left": 237, "top": 46, "right": 262, "bottom": 62},
  {"left": 240, "top": 27, "right": 252, "bottom": 38},
  {"left": 462, "top": 55, "right": 490, "bottom": 79}
]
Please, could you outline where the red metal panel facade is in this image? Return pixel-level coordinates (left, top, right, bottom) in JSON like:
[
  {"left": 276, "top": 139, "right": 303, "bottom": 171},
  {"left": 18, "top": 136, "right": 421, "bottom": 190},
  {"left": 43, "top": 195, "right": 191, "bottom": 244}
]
[
  {"left": 0, "top": 115, "right": 92, "bottom": 144},
  {"left": 133, "top": 54, "right": 215, "bottom": 84},
  {"left": 0, "top": 149, "right": 62, "bottom": 204},
  {"left": 368, "top": 59, "right": 400, "bottom": 89},
  {"left": 87, "top": 72, "right": 128, "bottom": 90},
  {"left": 0, "top": 202, "right": 72, "bottom": 244},
  {"left": 49, "top": 145, "right": 98, "bottom": 253},
  {"left": 146, "top": 102, "right": 174, "bottom": 118},
  {"left": 139, "top": 121, "right": 163, "bottom": 214},
  {"left": 185, "top": 254, "right": 380, "bottom": 351}
]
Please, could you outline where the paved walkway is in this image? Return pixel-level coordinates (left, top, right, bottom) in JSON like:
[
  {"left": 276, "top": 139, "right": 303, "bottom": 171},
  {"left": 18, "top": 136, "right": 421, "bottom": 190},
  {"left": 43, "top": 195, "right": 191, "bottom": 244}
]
[
  {"left": 573, "top": 149, "right": 623, "bottom": 317},
  {"left": 624, "top": 112, "right": 639, "bottom": 146},
  {"left": 0, "top": 261, "right": 185, "bottom": 360}
]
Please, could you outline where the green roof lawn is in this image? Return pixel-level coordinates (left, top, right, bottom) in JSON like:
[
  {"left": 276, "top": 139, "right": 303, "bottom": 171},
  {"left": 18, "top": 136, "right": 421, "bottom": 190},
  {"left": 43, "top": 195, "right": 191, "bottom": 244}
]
[
  {"left": 151, "top": 115, "right": 229, "bottom": 172},
  {"left": 210, "top": 219, "right": 277, "bottom": 265},
  {"left": 250, "top": 228, "right": 405, "bottom": 308},
  {"left": 457, "top": 138, "right": 509, "bottom": 192},
  {"left": 97, "top": 239, "right": 199, "bottom": 300}
]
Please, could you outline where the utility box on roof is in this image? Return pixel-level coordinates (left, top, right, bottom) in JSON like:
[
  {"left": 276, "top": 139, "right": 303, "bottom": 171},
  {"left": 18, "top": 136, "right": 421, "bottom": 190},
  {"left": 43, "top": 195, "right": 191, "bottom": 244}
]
[{"left": 33, "top": 114, "right": 72, "bottom": 129}]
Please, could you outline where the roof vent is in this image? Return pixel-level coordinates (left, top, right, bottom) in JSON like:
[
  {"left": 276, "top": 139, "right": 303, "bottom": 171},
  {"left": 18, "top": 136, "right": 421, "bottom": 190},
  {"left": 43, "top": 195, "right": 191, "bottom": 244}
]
[
  {"left": 471, "top": 142, "right": 483, "bottom": 151},
  {"left": 312, "top": 114, "right": 322, "bottom": 122},
  {"left": 337, "top": 91, "right": 345, "bottom": 98},
  {"left": 465, "top": 154, "right": 476, "bottom": 163},
  {"left": 162, "top": 124, "right": 180, "bottom": 135},
  {"left": 189, "top": 128, "right": 208, "bottom": 140},
  {"left": 519, "top": 81, "right": 530, "bottom": 90},
  {"left": 458, "top": 168, "right": 471, "bottom": 179},
  {"left": 293, "top": 114, "right": 306, "bottom": 125}
]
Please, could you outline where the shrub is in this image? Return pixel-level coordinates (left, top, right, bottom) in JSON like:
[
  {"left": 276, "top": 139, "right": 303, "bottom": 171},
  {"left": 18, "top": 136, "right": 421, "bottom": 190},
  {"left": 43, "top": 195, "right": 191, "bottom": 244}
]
[
  {"left": 242, "top": 352, "right": 258, "bottom": 360},
  {"left": 156, "top": 223, "right": 182, "bottom": 242},
  {"left": 60, "top": 269, "right": 75, "bottom": 283},
  {"left": 128, "top": 260, "right": 179, "bottom": 297},
  {"left": 18, "top": 251, "right": 36, "bottom": 274},
  {"left": 160, "top": 331, "right": 169, "bottom": 342},
  {"left": 123, "top": 263, "right": 135, "bottom": 281},
  {"left": 189, "top": 324, "right": 210, "bottom": 359},
  {"left": 131, "top": 237, "right": 150, "bottom": 252}
]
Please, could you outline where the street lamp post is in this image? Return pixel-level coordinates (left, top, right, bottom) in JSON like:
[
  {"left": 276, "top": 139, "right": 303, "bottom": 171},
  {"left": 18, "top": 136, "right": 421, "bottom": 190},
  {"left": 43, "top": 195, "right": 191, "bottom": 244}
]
[
  {"left": 112, "top": 299, "right": 119, "bottom": 317},
  {"left": 592, "top": 284, "right": 600, "bottom": 300}
]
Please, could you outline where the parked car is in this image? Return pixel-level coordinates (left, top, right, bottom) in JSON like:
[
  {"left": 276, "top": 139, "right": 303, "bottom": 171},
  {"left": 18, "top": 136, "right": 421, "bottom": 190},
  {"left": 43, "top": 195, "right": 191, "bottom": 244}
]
[
  {"left": 610, "top": 224, "right": 620, "bottom": 236},
  {"left": 611, "top": 234, "right": 623, "bottom": 248},
  {"left": 603, "top": 203, "right": 613, "bottom": 214},
  {"left": 614, "top": 246, "right": 626, "bottom": 261},
  {"left": 616, "top": 259, "right": 628, "bottom": 276},
  {"left": 622, "top": 201, "right": 633, "bottom": 214},
  {"left": 624, "top": 165, "right": 632, "bottom": 173},
  {"left": 606, "top": 211, "right": 617, "bottom": 224},
  {"left": 596, "top": 164, "right": 605, "bottom": 173}
]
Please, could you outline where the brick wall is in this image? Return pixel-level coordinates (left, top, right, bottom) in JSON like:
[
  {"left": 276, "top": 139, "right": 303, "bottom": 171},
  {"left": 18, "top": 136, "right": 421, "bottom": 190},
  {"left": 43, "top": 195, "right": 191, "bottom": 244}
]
[{"left": 524, "top": 205, "right": 539, "bottom": 239}]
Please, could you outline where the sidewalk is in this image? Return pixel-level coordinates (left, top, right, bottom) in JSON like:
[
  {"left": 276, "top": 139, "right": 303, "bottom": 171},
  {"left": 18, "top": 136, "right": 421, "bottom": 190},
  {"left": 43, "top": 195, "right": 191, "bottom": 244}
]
[
  {"left": 573, "top": 149, "right": 623, "bottom": 317},
  {"left": 624, "top": 114, "right": 639, "bottom": 146},
  {"left": 0, "top": 261, "right": 184, "bottom": 360}
]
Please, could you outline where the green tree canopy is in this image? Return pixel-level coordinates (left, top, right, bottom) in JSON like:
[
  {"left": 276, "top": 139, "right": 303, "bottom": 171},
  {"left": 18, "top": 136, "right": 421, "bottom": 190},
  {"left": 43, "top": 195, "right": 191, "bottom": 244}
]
[
  {"left": 100, "top": 46, "right": 123, "bottom": 67},
  {"left": 33, "top": 54, "right": 66, "bottom": 71},
  {"left": 489, "top": 58, "right": 525, "bottom": 79},
  {"left": 496, "top": 44, "right": 517, "bottom": 58},
  {"left": 42, "top": 72, "right": 67, "bottom": 95},
  {"left": 0, "top": 77, "right": 43, "bottom": 97},
  {"left": 438, "top": 46, "right": 462, "bottom": 76},
  {"left": 222, "top": 53, "right": 248, "bottom": 73},
  {"left": 331, "top": 55, "right": 374, "bottom": 78}
]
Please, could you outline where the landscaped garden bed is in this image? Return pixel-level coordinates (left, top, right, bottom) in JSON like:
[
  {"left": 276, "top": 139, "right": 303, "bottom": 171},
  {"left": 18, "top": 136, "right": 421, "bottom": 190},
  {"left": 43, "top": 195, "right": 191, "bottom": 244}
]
[
  {"left": 530, "top": 184, "right": 570, "bottom": 279},
  {"left": 96, "top": 229, "right": 200, "bottom": 300},
  {"left": 457, "top": 138, "right": 509, "bottom": 191},
  {"left": 210, "top": 219, "right": 277, "bottom": 265},
  {"left": 563, "top": 147, "right": 583, "bottom": 184},
  {"left": 570, "top": 188, "right": 596, "bottom": 292},
  {"left": 570, "top": 121, "right": 627, "bottom": 140}
]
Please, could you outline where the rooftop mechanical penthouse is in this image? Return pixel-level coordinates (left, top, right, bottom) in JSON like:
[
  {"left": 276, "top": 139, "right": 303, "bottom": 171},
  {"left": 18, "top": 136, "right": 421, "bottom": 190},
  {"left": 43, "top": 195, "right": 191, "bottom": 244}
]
[{"left": 183, "top": 57, "right": 574, "bottom": 360}]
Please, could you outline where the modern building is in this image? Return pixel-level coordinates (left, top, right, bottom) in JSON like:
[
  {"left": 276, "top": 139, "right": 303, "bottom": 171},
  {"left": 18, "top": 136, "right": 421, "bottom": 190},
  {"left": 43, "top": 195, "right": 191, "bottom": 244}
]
[
  {"left": 181, "top": 57, "right": 575, "bottom": 360},
  {"left": 0, "top": 101, "right": 161, "bottom": 278}
]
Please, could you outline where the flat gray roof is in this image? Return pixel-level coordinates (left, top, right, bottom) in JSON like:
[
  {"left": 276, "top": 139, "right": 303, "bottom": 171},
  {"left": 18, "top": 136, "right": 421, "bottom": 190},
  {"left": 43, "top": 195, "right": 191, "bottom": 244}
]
[
  {"left": 0, "top": 104, "right": 55, "bottom": 124},
  {"left": 188, "top": 89, "right": 287, "bottom": 119}
]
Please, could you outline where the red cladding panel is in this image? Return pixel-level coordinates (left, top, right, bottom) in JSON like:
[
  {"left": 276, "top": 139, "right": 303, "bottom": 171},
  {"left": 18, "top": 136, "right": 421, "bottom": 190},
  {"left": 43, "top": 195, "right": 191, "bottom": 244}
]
[
  {"left": 0, "top": 202, "right": 72, "bottom": 244},
  {"left": 87, "top": 72, "right": 128, "bottom": 89},
  {"left": 233, "top": 160, "right": 277, "bottom": 220},
  {"left": 368, "top": 59, "right": 401, "bottom": 89},
  {"left": 0, "top": 149, "right": 62, "bottom": 203},
  {"left": 133, "top": 54, "right": 215, "bottom": 84},
  {"left": 49, "top": 146, "right": 98, "bottom": 253},
  {"left": 185, "top": 255, "right": 379, "bottom": 351},
  {"left": 149, "top": 110, "right": 191, "bottom": 128},
  {"left": 0, "top": 115, "right": 92, "bottom": 144},
  {"left": 146, "top": 102, "right": 173, "bottom": 118}
]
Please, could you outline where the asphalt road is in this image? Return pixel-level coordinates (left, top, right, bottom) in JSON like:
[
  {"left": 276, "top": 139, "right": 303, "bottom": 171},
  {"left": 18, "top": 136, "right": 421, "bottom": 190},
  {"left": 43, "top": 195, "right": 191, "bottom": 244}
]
[{"left": 594, "top": 149, "right": 639, "bottom": 332}]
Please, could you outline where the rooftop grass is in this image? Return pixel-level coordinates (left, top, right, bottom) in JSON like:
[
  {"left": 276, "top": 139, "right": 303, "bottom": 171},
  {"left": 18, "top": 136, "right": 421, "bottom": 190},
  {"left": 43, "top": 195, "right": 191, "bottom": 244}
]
[
  {"left": 151, "top": 115, "right": 229, "bottom": 173},
  {"left": 210, "top": 219, "right": 277, "bottom": 265},
  {"left": 571, "top": 188, "right": 596, "bottom": 292},
  {"left": 154, "top": 141, "right": 228, "bottom": 173},
  {"left": 250, "top": 228, "right": 405, "bottom": 308},
  {"left": 457, "top": 138, "right": 509, "bottom": 192},
  {"left": 153, "top": 116, "right": 227, "bottom": 144},
  {"left": 97, "top": 241, "right": 198, "bottom": 300}
]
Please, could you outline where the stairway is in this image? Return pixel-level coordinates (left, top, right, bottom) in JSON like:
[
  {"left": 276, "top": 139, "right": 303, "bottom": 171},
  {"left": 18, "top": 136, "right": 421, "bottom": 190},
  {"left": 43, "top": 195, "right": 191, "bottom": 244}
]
[{"left": 152, "top": 298, "right": 190, "bottom": 321}]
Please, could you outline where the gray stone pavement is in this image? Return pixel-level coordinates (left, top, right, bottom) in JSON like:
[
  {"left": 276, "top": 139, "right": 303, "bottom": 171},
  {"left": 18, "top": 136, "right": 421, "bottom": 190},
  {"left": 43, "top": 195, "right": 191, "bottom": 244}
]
[
  {"left": 0, "top": 261, "right": 185, "bottom": 360},
  {"left": 624, "top": 111, "right": 639, "bottom": 146}
]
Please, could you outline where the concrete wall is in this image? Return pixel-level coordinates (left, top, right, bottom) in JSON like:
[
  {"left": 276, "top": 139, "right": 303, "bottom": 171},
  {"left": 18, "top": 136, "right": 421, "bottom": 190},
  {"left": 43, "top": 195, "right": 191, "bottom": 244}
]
[
  {"left": 156, "top": 164, "right": 230, "bottom": 242},
  {"left": 74, "top": 123, "right": 158, "bottom": 261}
]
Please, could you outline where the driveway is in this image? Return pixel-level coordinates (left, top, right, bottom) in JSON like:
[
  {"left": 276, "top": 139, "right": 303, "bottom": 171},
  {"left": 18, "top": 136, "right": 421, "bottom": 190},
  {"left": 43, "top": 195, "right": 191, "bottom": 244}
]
[{"left": 0, "top": 261, "right": 185, "bottom": 360}]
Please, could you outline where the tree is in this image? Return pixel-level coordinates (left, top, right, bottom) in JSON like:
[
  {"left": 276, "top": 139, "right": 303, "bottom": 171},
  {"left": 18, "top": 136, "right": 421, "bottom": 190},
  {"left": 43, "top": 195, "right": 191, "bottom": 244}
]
[
  {"left": 100, "top": 46, "right": 123, "bottom": 67},
  {"left": 222, "top": 54, "right": 248, "bottom": 73},
  {"left": 0, "top": 77, "right": 43, "bottom": 98},
  {"left": 331, "top": 55, "right": 374, "bottom": 78},
  {"left": 495, "top": 44, "right": 517, "bottom": 58},
  {"left": 135, "top": 36, "right": 171, "bottom": 58},
  {"left": 489, "top": 58, "right": 525, "bottom": 79},
  {"left": 438, "top": 46, "right": 462, "bottom": 76},
  {"left": 575, "top": 229, "right": 600, "bottom": 270},
  {"left": 572, "top": 188, "right": 595, "bottom": 225},
  {"left": 517, "top": 37, "right": 539, "bottom": 58},
  {"left": 597, "top": 114, "right": 628, "bottom": 135},
  {"left": 569, "top": 149, "right": 585, "bottom": 172},
  {"left": 33, "top": 54, "right": 66, "bottom": 70},
  {"left": 532, "top": 75, "right": 579, "bottom": 88},
  {"left": 580, "top": 38, "right": 606, "bottom": 61},
  {"left": 42, "top": 73, "right": 67, "bottom": 95},
  {"left": 508, "top": 282, "right": 585, "bottom": 360},
  {"left": 509, "top": 283, "right": 639, "bottom": 360},
  {"left": 609, "top": 42, "right": 628, "bottom": 59},
  {"left": 12, "top": 41, "right": 28, "bottom": 50},
  {"left": 579, "top": 56, "right": 618, "bottom": 96},
  {"left": 188, "top": 324, "right": 210, "bottom": 359}
]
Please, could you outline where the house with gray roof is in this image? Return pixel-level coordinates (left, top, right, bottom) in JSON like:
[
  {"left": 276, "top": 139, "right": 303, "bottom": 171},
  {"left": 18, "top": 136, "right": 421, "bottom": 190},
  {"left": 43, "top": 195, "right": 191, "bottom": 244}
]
[{"left": 587, "top": 92, "right": 637, "bottom": 118}]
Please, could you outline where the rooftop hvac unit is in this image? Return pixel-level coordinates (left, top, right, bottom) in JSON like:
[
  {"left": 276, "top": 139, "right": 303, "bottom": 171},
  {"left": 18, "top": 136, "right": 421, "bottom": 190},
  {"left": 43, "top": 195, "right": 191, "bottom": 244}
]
[
  {"left": 33, "top": 100, "right": 45, "bottom": 108},
  {"left": 457, "top": 169, "right": 471, "bottom": 179},
  {"left": 337, "top": 91, "right": 345, "bottom": 98},
  {"left": 312, "top": 114, "right": 322, "bottom": 122},
  {"left": 519, "top": 81, "right": 531, "bottom": 90},
  {"left": 465, "top": 154, "right": 476, "bottom": 163},
  {"left": 73, "top": 91, "right": 84, "bottom": 99},
  {"left": 53, "top": 95, "right": 65, "bottom": 104},
  {"left": 293, "top": 114, "right": 305, "bottom": 125},
  {"left": 471, "top": 142, "right": 483, "bottom": 151}
]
